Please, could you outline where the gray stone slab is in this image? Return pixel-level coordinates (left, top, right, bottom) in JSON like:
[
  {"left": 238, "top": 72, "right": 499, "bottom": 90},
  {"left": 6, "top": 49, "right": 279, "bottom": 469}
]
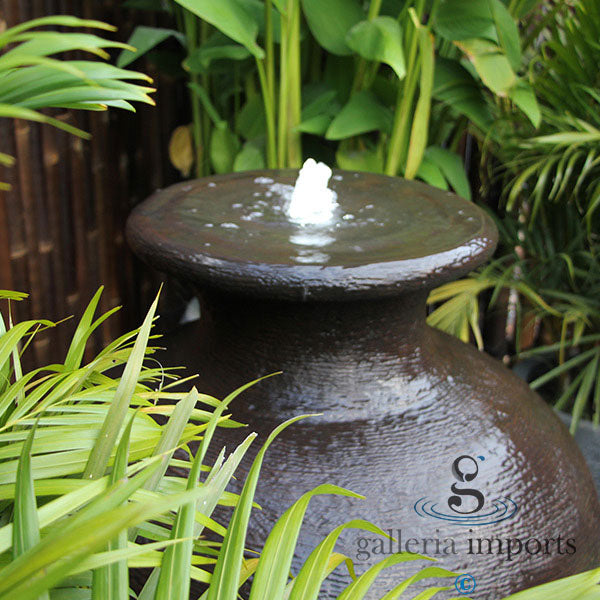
[{"left": 560, "top": 412, "right": 600, "bottom": 494}]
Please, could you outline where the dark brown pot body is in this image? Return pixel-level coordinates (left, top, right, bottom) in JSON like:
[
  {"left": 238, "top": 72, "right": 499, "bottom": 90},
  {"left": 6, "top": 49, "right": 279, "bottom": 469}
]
[
  {"left": 164, "top": 288, "right": 600, "bottom": 599},
  {"left": 127, "top": 171, "right": 600, "bottom": 599}
]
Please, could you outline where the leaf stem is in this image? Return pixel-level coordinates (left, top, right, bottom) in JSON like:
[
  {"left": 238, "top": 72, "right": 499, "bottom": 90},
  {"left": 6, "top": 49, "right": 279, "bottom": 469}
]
[
  {"left": 351, "top": 0, "right": 383, "bottom": 92},
  {"left": 286, "top": 0, "right": 302, "bottom": 166},
  {"left": 256, "top": 58, "right": 277, "bottom": 168},
  {"left": 384, "top": 9, "right": 422, "bottom": 176},
  {"left": 182, "top": 9, "right": 203, "bottom": 178}
]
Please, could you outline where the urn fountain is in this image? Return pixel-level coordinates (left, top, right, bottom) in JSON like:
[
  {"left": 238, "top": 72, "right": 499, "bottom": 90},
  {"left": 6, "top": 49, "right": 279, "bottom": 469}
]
[{"left": 126, "top": 163, "right": 600, "bottom": 599}]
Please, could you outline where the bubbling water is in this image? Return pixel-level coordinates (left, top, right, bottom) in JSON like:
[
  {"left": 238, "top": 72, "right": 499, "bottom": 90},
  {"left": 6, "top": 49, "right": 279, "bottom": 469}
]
[{"left": 287, "top": 158, "right": 339, "bottom": 226}]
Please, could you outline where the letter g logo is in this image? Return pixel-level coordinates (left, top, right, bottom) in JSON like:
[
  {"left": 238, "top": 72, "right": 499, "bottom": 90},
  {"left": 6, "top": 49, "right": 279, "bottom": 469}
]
[{"left": 448, "top": 455, "right": 485, "bottom": 514}]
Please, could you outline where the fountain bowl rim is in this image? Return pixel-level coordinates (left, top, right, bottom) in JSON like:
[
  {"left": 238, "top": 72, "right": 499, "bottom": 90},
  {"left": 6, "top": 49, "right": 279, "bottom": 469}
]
[{"left": 126, "top": 169, "right": 498, "bottom": 301}]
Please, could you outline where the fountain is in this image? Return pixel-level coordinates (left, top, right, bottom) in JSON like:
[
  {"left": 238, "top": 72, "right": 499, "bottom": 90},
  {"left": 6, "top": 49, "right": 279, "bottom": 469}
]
[{"left": 126, "top": 164, "right": 600, "bottom": 599}]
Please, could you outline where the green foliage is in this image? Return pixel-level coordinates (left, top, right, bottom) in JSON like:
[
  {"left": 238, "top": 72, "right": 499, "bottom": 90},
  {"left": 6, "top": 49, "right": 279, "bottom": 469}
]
[
  {"left": 498, "top": 0, "right": 600, "bottom": 221},
  {"left": 0, "top": 291, "right": 461, "bottom": 599},
  {"left": 301, "top": 0, "right": 364, "bottom": 56},
  {"left": 0, "top": 291, "right": 598, "bottom": 598},
  {"left": 0, "top": 289, "right": 246, "bottom": 597},
  {"left": 425, "top": 0, "right": 600, "bottom": 430},
  {"left": 121, "top": 0, "right": 539, "bottom": 198},
  {"left": 0, "top": 16, "right": 155, "bottom": 189}
]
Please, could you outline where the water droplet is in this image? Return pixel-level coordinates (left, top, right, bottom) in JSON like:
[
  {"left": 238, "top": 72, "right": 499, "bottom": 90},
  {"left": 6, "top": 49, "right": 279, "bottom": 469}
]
[
  {"left": 241, "top": 211, "right": 263, "bottom": 221},
  {"left": 254, "top": 176, "right": 274, "bottom": 184}
]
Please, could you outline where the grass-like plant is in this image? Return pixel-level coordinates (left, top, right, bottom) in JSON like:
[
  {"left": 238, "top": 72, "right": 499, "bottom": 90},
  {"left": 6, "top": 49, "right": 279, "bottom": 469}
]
[
  {"left": 427, "top": 0, "right": 600, "bottom": 430},
  {"left": 0, "top": 289, "right": 461, "bottom": 599},
  {"left": 0, "top": 15, "right": 155, "bottom": 189},
  {"left": 0, "top": 290, "right": 598, "bottom": 599}
]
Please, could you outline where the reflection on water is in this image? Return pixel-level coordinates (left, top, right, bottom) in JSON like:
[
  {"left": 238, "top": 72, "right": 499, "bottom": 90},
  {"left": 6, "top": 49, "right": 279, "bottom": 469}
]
[{"left": 177, "top": 171, "right": 488, "bottom": 268}]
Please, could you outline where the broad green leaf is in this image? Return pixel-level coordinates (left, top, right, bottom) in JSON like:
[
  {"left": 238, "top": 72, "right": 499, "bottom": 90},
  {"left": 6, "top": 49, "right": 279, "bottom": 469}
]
[
  {"left": 237, "top": 0, "right": 283, "bottom": 44},
  {"left": 301, "top": 89, "right": 338, "bottom": 119},
  {"left": 434, "top": 0, "right": 498, "bottom": 42},
  {"left": 235, "top": 95, "right": 266, "bottom": 140},
  {"left": 174, "top": 0, "right": 264, "bottom": 58},
  {"left": 433, "top": 57, "right": 492, "bottom": 131},
  {"left": 508, "top": 80, "right": 541, "bottom": 127},
  {"left": 405, "top": 26, "right": 434, "bottom": 179},
  {"left": 416, "top": 157, "right": 448, "bottom": 190},
  {"left": 346, "top": 17, "right": 405, "bottom": 80},
  {"left": 233, "top": 144, "right": 265, "bottom": 171},
  {"left": 487, "top": 0, "right": 521, "bottom": 70},
  {"left": 457, "top": 38, "right": 516, "bottom": 95},
  {"left": 210, "top": 125, "right": 241, "bottom": 173},
  {"left": 184, "top": 43, "right": 251, "bottom": 74},
  {"left": 425, "top": 146, "right": 471, "bottom": 200},
  {"left": 326, "top": 91, "right": 392, "bottom": 140},
  {"left": 336, "top": 146, "right": 384, "bottom": 173},
  {"left": 296, "top": 115, "right": 332, "bottom": 135},
  {"left": 117, "top": 26, "right": 184, "bottom": 68},
  {"left": 301, "top": 0, "right": 364, "bottom": 56},
  {"left": 507, "top": 0, "right": 542, "bottom": 18},
  {"left": 297, "top": 89, "right": 338, "bottom": 135}
]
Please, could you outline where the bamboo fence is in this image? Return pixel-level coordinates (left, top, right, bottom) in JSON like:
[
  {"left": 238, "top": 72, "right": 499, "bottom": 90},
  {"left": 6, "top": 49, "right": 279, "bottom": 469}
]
[{"left": 0, "top": 0, "right": 188, "bottom": 367}]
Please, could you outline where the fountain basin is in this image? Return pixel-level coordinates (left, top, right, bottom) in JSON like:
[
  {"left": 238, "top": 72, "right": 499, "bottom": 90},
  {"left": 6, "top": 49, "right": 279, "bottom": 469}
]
[
  {"left": 126, "top": 170, "right": 600, "bottom": 599},
  {"left": 125, "top": 170, "right": 497, "bottom": 300}
]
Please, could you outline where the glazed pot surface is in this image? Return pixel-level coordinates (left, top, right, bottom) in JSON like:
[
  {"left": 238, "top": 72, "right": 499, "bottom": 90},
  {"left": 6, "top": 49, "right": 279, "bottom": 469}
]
[
  {"left": 127, "top": 171, "right": 600, "bottom": 598},
  {"left": 162, "top": 293, "right": 600, "bottom": 599}
]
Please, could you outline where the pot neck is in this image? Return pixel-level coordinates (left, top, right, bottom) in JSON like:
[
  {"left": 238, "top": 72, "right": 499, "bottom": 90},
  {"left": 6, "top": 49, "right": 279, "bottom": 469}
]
[
  {"left": 193, "top": 289, "right": 434, "bottom": 420},
  {"left": 198, "top": 289, "right": 429, "bottom": 356}
]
